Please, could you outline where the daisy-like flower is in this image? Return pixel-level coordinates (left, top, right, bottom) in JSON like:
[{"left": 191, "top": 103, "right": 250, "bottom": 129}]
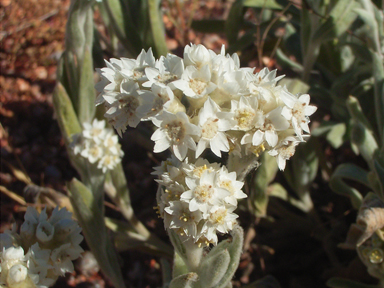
[
  {"left": 280, "top": 93, "right": 317, "bottom": 140},
  {"left": 180, "top": 170, "right": 230, "bottom": 214},
  {"left": 217, "top": 167, "right": 246, "bottom": 206},
  {"left": 195, "top": 97, "right": 235, "bottom": 157},
  {"left": 143, "top": 54, "right": 184, "bottom": 88},
  {"left": 82, "top": 119, "right": 106, "bottom": 142},
  {"left": 251, "top": 107, "right": 290, "bottom": 148},
  {"left": 201, "top": 205, "right": 238, "bottom": 245},
  {"left": 268, "top": 135, "right": 302, "bottom": 170},
  {"left": 151, "top": 111, "right": 200, "bottom": 160},
  {"left": 170, "top": 65, "right": 217, "bottom": 100},
  {"left": 231, "top": 96, "right": 265, "bottom": 132},
  {"left": 103, "top": 80, "right": 149, "bottom": 135},
  {"left": 164, "top": 201, "right": 202, "bottom": 238}
]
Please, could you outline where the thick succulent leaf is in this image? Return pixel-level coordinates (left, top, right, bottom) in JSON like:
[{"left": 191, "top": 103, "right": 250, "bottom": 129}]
[
  {"left": 68, "top": 178, "right": 126, "bottom": 288},
  {"left": 329, "top": 163, "right": 368, "bottom": 209},
  {"left": 341, "top": 193, "right": 384, "bottom": 249}
]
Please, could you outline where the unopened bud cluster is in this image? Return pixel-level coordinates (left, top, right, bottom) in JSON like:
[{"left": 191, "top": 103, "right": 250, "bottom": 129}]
[
  {"left": 153, "top": 156, "right": 246, "bottom": 246},
  {"left": 0, "top": 207, "right": 83, "bottom": 288},
  {"left": 71, "top": 119, "right": 124, "bottom": 172},
  {"left": 95, "top": 44, "right": 316, "bottom": 170}
]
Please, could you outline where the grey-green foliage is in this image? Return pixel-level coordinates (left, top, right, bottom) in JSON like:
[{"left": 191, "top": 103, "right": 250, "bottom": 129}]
[
  {"left": 168, "top": 226, "right": 244, "bottom": 288},
  {"left": 99, "top": 0, "right": 167, "bottom": 58}
]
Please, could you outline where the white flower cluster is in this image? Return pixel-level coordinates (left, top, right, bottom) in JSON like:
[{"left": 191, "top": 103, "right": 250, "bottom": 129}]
[
  {"left": 96, "top": 44, "right": 316, "bottom": 170},
  {"left": 72, "top": 119, "right": 124, "bottom": 172},
  {"left": 0, "top": 207, "right": 83, "bottom": 288},
  {"left": 153, "top": 156, "right": 246, "bottom": 246}
]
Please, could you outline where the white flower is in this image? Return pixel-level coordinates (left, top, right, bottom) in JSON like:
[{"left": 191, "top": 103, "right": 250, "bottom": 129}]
[
  {"left": 201, "top": 205, "right": 238, "bottom": 245},
  {"left": 196, "top": 97, "right": 235, "bottom": 157},
  {"left": 251, "top": 107, "right": 290, "bottom": 148},
  {"left": 217, "top": 167, "right": 246, "bottom": 206},
  {"left": 151, "top": 111, "right": 200, "bottom": 160},
  {"left": 143, "top": 54, "right": 184, "bottom": 87},
  {"left": 171, "top": 65, "right": 216, "bottom": 99},
  {"left": 180, "top": 170, "right": 229, "bottom": 214},
  {"left": 72, "top": 119, "right": 124, "bottom": 172},
  {"left": 231, "top": 96, "right": 265, "bottom": 131},
  {"left": 164, "top": 201, "right": 202, "bottom": 238},
  {"left": 103, "top": 80, "right": 148, "bottom": 134},
  {"left": 183, "top": 44, "right": 212, "bottom": 68},
  {"left": 268, "top": 135, "right": 302, "bottom": 170},
  {"left": 281, "top": 93, "right": 317, "bottom": 140}
]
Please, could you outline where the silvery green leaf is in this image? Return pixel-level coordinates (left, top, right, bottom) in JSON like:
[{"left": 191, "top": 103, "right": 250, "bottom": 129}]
[
  {"left": 249, "top": 153, "right": 278, "bottom": 217},
  {"left": 169, "top": 273, "right": 199, "bottom": 288},
  {"left": 329, "top": 163, "right": 368, "bottom": 209},
  {"left": 213, "top": 225, "right": 244, "bottom": 288},
  {"left": 78, "top": 48, "right": 95, "bottom": 124},
  {"left": 350, "top": 121, "right": 378, "bottom": 167},
  {"left": 312, "top": 0, "right": 358, "bottom": 44},
  {"left": 283, "top": 139, "right": 318, "bottom": 204},
  {"left": 327, "top": 277, "right": 380, "bottom": 288},
  {"left": 168, "top": 230, "right": 188, "bottom": 263},
  {"left": 275, "top": 48, "right": 304, "bottom": 72},
  {"left": 52, "top": 83, "right": 82, "bottom": 144},
  {"left": 173, "top": 251, "right": 189, "bottom": 278},
  {"left": 68, "top": 179, "right": 126, "bottom": 288},
  {"left": 326, "top": 122, "right": 347, "bottom": 149},
  {"left": 148, "top": 0, "right": 168, "bottom": 57},
  {"left": 198, "top": 249, "right": 230, "bottom": 288},
  {"left": 105, "top": 217, "right": 173, "bottom": 258},
  {"left": 346, "top": 96, "right": 374, "bottom": 135},
  {"left": 243, "top": 0, "right": 283, "bottom": 9}
]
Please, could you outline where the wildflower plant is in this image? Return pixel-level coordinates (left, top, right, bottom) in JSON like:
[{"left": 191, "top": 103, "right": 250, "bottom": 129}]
[{"left": 50, "top": 0, "right": 384, "bottom": 286}]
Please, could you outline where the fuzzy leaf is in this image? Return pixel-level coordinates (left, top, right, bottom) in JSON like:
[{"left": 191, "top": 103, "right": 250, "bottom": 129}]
[
  {"left": 78, "top": 48, "right": 95, "bottom": 123},
  {"left": 52, "top": 83, "right": 82, "bottom": 144},
  {"left": 169, "top": 273, "right": 199, "bottom": 288},
  {"left": 198, "top": 249, "right": 230, "bottom": 287},
  {"left": 173, "top": 251, "right": 189, "bottom": 278},
  {"left": 68, "top": 178, "right": 126, "bottom": 288},
  {"left": 213, "top": 225, "right": 244, "bottom": 288},
  {"left": 312, "top": 0, "right": 358, "bottom": 44},
  {"left": 329, "top": 163, "right": 368, "bottom": 209}
]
